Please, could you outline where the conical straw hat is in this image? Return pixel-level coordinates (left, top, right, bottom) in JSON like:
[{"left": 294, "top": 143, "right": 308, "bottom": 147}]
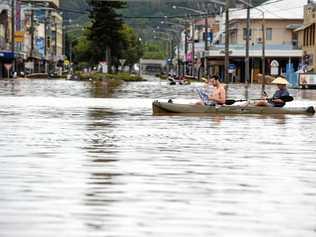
[{"left": 272, "top": 77, "right": 289, "bottom": 85}]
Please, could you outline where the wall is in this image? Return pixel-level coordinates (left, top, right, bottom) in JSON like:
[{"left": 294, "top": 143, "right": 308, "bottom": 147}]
[
  {"left": 302, "top": 3, "right": 316, "bottom": 71},
  {"left": 229, "top": 19, "right": 303, "bottom": 46}
]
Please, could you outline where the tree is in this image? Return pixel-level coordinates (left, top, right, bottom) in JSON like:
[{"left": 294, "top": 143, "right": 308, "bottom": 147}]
[
  {"left": 119, "top": 24, "right": 143, "bottom": 72},
  {"left": 87, "top": 0, "right": 126, "bottom": 72}
]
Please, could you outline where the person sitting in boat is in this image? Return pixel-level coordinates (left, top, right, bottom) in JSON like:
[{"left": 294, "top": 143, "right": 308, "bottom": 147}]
[
  {"left": 196, "top": 75, "right": 226, "bottom": 106},
  {"left": 256, "top": 76, "right": 290, "bottom": 107}
]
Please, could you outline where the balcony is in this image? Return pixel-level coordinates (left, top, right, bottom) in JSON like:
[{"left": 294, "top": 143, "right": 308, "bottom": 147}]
[
  {"left": 179, "top": 43, "right": 303, "bottom": 59},
  {"left": 24, "top": 0, "right": 59, "bottom": 8}
]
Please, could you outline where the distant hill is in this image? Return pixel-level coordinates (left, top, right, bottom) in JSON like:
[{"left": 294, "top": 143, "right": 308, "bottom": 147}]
[{"left": 60, "top": 0, "right": 268, "bottom": 39}]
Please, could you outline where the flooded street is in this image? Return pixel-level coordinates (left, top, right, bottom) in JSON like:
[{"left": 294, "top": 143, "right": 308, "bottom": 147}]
[{"left": 0, "top": 76, "right": 316, "bottom": 237}]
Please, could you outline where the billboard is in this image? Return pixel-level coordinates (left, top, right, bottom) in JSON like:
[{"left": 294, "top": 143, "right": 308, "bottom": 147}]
[{"left": 35, "top": 37, "right": 45, "bottom": 58}]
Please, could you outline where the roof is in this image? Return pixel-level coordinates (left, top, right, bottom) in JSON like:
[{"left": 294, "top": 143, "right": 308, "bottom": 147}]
[
  {"left": 229, "top": 0, "right": 307, "bottom": 20},
  {"left": 287, "top": 24, "right": 304, "bottom": 30},
  {"left": 294, "top": 22, "right": 314, "bottom": 31}
]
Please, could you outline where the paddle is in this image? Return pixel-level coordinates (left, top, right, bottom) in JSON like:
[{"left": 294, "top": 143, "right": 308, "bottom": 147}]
[{"left": 225, "top": 96, "right": 294, "bottom": 105}]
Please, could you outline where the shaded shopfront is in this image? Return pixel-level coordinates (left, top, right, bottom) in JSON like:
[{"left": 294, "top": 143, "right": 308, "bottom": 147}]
[{"left": 205, "top": 56, "right": 301, "bottom": 83}]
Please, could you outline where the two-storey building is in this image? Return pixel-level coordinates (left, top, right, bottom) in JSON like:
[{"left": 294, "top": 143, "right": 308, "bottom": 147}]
[
  {"left": 0, "top": 2, "right": 13, "bottom": 78},
  {"left": 179, "top": 0, "right": 306, "bottom": 82},
  {"left": 295, "top": 1, "right": 316, "bottom": 72}
]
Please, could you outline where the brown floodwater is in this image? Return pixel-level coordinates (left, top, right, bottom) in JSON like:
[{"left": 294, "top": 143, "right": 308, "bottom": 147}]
[{"left": 0, "top": 76, "right": 316, "bottom": 237}]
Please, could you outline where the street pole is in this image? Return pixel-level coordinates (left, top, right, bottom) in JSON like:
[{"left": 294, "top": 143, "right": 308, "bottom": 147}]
[
  {"left": 192, "top": 19, "right": 195, "bottom": 77},
  {"left": 11, "top": 0, "right": 15, "bottom": 74},
  {"left": 44, "top": 10, "right": 48, "bottom": 73},
  {"left": 170, "top": 38, "right": 173, "bottom": 74},
  {"left": 224, "top": 3, "right": 229, "bottom": 84},
  {"left": 204, "top": 9, "right": 208, "bottom": 77},
  {"left": 177, "top": 41, "right": 180, "bottom": 76},
  {"left": 245, "top": 2, "right": 251, "bottom": 100},
  {"left": 261, "top": 13, "right": 266, "bottom": 95},
  {"left": 30, "top": 9, "right": 34, "bottom": 74},
  {"left": 184, "top": 29, "right": 188, "bottom": 75}
]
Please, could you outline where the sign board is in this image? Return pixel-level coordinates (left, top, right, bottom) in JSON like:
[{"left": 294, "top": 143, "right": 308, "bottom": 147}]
[
  {"left": 15, "top": 31, "right": 24, "bottom": 43},
  {"left": 228, "top": 64, "right": 236, "bottom": 74},
  {"left": 119, "top": 59, "right": 126, "bottom": 66},
  {"left": 64, "top": 60, "right": 70, "bottom": 66},
  {"left": 0, "top": 51, "right": 14, "bottom": 59},
  {"left": 99, "top": 61, "right": 108, "bottom": 73},
  {"left": 270, "top": 59, "right": 279, "bottom": 75},
  {"left": 25, "top": 61, "right": 34, "bottom": 70},
  {"left": 299, "top": 73, "right": 316, "bottom": 87}
]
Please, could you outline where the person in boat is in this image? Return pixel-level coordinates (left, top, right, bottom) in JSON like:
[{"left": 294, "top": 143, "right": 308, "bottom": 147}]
[
  {"left": 256, "top": 76, "right": 290, "bottom": 107},
  {"left": 196, "top": 75, "right": 226, "bottom": 106}
]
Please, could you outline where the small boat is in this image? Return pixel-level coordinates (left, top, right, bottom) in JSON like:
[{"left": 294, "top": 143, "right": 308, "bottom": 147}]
[
  {"left": 152, "top": 101, "right": 315, "bottom": 115},
  {"left": 168, "top": 77, "right": 190, "bottom": 85}
]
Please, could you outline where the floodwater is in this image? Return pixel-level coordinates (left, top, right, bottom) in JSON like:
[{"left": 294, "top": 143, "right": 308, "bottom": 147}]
[{"left": 0, "top": 76, "right": 316, "bottom": 237}]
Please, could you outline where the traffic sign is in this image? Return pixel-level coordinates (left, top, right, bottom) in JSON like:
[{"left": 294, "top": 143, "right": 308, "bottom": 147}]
[
  {"left": 228, "top": 64, "right": 236, "bottom": 73},
  {"left": 4, "top": 63, "right": 12, "bottom": 72},
  {"left": 4, "top": 63, "right": 12, "bottom": 79},
  {"left": 119, "top": 59, "right": 126, "bottom": 66}
]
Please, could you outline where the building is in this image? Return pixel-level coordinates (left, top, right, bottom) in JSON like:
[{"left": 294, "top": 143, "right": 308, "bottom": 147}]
[
  {"left": 0, "top": 0, "right": 63, "bottom": 78},
  {"left": 22, "top": 0, "right": 64, "bottom": 74},
  {"left": 178, "top": 16, "right": 221, "bottom": 76},
  {"left": 296, "top": 1, "right": 316, "bottom": 72},
  {"left": 179, "top": 0, "right": 306, "bottom": 82},
  {"left": 0, "top": 2, "right": 13, "bottom": 78}
]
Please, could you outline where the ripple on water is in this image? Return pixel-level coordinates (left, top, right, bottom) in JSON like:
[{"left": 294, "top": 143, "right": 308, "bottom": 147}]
[{"left": 0, "top": 77, "right": 316, "bottom": 237}]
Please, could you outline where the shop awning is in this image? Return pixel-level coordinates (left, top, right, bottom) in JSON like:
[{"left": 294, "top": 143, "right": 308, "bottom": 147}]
[
  {"left": 0, "top": 51, "right": 15, "bottom": 60},
  {"left": 294, "top": 23, "right": 314, "bottom": 32}
]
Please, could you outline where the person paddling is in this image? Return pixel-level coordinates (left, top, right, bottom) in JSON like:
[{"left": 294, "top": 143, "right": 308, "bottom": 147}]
[
  {"left": 196, "top": 75, "right": 226, "bottom": 106},
  {"left": 256, "top": 76, "right": 291, "bottom": 107}
]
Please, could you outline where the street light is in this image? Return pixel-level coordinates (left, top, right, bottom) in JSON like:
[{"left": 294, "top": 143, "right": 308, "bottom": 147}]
[{"left": 172, "top": 3, "right": 220, "bottom": 78}]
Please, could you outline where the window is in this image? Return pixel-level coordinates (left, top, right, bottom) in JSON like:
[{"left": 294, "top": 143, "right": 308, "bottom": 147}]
[
  {"left": 243, "top": 28, "right": 252, "bottom": 40},
  {"left": 266, "top": 28, "right": 272, "bottom": 41}
]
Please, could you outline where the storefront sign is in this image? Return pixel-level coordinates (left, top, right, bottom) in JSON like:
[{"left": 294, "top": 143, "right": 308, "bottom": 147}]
[
  {"left": 228, "top": 64, "right": 236, "bottom": 74},
  {"left": 15, "top": 31, "right": 24, "bottom": 43},
  {"left": 35, "top": 37, "right": 45, "bottom": 59},
  {"left": 25, "top": 61, "right": 34, "bottom": 70},
  {"left": 299, "top": 73, "right": 316, "bottom": 86},
  {"left": 270, "top": 60, "right": 279, "bottom": 75},
  {"left": 0, "top": 51, "right": 14, "bottom": 59}
]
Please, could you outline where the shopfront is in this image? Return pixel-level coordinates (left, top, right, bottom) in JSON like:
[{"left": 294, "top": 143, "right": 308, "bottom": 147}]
[{"left": 0, "top": 51, "right": 14, "bottom": 79}]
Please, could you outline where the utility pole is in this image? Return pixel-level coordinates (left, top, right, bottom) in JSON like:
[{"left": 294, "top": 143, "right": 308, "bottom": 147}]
[
  {"left": 184, "top": 28, "right": 188, "bottom": 75},
  {"left": 204, "top": 8, "right": 209, "bottom": 77},
  {"left": 30, "top": 9, "right": 34, "bottom": 73},
  {"left": 177, "top": 43, "right": 180, "bottom": 76},
  {"left": 245, "top": 0, "right": 251, "bottom": 100},
  {"left": 44, "top": 10, "right": 48, "bottom": 73},
  {"left": 261, "top": 13, "right": 266, "bottom": 95},
  {"left": 224, "top": 0, "right": 229, "bottom": 83},
  {"left": 191, "top": 19, "right": 195, "bottom": 77},
  {"left": 11, "top": 0, "right": 15, "bottom": 73}
]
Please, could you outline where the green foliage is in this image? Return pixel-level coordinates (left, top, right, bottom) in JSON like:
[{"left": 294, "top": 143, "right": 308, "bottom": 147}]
[
  {"left": 72, "top": 32, "right": 96, "bottom": 64},
  {"left": 88, "top": 0, "right": 126, "bottom": 61},
  {"left": 72, "top": 25, "right": 143, "bottom": 67},
  {"left": 143, "top": 41, "right": 167, "bottom": 60},
  {"left": 119, "top": 24, "right": 143, "bottom": 67}
]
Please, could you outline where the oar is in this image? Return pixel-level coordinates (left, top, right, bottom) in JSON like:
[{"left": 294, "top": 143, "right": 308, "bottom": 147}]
[{"left": 225, "top": 96, "right": 294, "bottom": 105}]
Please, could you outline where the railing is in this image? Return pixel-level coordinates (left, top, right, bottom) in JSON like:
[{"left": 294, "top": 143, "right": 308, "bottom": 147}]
[{"left": 29, "top": 0, "right": 59, "bottom": 8}]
